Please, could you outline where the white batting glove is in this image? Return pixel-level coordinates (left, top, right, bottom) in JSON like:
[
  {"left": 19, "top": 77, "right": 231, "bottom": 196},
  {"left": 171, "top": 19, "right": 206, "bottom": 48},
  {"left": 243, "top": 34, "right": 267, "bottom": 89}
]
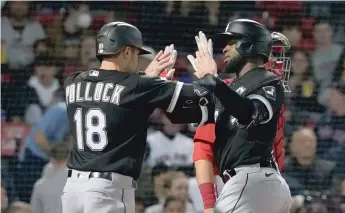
[
  {"left": 159, "top": 44, "right": 177, "bottom": 80},
  {"left": 187, "top": 31, "right": 213, "bottom": 72}
]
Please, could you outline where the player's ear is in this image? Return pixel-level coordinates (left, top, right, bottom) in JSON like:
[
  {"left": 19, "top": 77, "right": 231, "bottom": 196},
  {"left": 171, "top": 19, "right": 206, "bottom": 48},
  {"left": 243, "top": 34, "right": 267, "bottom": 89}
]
[{"left": 122, "top": 46, "right": 132, "bottom": 60}]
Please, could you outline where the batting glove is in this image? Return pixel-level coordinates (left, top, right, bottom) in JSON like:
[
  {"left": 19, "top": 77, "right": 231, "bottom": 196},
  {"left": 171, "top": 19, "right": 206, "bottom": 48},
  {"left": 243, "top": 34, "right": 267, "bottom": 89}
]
[
  {"left": 187, "top": 31, "right": 213, "bottom": 72},
  {"left": 159, "top": 44, "right": 177, "bottom": 80}
]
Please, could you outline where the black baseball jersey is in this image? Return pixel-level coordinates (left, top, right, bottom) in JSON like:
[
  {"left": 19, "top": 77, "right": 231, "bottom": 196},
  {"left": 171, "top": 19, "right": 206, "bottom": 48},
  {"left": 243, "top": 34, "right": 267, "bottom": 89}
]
[
  {"left": 212, "top": 68, "right": 284, "bottom": 174},
  {"left": 64, "top": 69, "right": 213, "bottom": 179}
]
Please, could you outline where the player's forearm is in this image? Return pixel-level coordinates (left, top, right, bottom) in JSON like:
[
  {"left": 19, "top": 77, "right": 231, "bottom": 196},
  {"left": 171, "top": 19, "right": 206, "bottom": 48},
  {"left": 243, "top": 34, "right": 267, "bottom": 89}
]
[
  {"left": 195, "top": 160, "right": 216, "bottom": 184},
  {"left": 195, "top": 160, "right": 217, "bottom": 210},
  {"left": 35, "top": 131, "right": 51, "bottom": 154},
  {"left": 165, "top": 82, "right": 214, "bottom": 125},
  {"left": 193, "top": 124, "right": 217, "bottom": 210},
  {"left": 197, "top": 74, "right": 255, "bottom": 124}
]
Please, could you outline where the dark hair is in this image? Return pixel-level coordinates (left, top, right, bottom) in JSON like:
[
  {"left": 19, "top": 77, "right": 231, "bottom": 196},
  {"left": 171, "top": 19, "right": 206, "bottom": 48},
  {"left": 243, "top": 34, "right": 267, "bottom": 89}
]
[
  {"left": 163, "top": 196, "right": 185, "bottom": 209},
  {"left": 33, "top": 38, "right": 54, "bottom": 51},
  {"left": 49, "top": 143, "right": 70, "bottom": 161},
  {"left": 290, "top": 50, "right": 313, "bottom": 81},
  {"left": 34, "top": 54, "right": 59, "bottom": 67},
  {"left": 151, "top": 163, "right": 170, "bottom": 177}
]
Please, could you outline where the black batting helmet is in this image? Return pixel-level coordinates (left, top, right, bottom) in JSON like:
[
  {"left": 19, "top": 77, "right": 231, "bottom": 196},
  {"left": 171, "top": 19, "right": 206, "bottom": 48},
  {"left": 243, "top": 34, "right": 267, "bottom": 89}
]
[
  {"left": 96, "top": 22, "right": 151, "bottom": 60},
  {"left": 214, "top": 19, "right": 272, "bottom": 61}
]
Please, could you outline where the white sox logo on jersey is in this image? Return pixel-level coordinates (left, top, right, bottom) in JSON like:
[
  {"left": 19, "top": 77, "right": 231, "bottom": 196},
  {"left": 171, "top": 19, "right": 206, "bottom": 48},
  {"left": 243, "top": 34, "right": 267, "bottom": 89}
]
[{"left": 263, "top": 86, "right": 276, "bottom": 101}]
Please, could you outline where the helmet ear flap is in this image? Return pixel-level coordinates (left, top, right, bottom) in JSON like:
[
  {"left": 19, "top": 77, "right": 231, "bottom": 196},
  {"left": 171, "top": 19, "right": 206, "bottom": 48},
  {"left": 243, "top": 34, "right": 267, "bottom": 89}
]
[{"left": 235, "top": 40, "right": 256, "bottom": 58}]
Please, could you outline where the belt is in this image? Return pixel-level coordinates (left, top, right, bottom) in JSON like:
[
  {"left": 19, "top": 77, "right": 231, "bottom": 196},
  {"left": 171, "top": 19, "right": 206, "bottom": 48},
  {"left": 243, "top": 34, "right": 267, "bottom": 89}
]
[
  {"left": 68, "top": 169, "right": 113, "bottom": 181},
  {"left": 222, "top": 160, "right": 278, "bottom": 184}
]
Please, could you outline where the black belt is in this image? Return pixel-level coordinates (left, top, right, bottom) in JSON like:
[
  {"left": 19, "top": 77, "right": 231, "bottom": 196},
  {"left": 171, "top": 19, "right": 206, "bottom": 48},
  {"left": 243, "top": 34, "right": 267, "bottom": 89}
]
[
  {"left": 68, "top": 170, "right": 113, "bottom": 181},
  {"left": 222, "top": 160, "right": 278, "bottom": 183}
]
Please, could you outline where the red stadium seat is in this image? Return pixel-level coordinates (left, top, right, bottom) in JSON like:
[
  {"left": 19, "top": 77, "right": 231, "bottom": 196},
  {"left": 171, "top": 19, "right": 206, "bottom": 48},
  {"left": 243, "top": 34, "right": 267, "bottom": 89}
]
[{"left": 32, "top": 12, "right": 58, "bottom": 26}]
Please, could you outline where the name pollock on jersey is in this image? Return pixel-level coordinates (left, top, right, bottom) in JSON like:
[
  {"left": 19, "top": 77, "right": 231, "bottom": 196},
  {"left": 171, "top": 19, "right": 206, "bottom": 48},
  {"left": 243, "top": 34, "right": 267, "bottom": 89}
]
[{"left": 65, "top": 82, "right": 125, "bottom": 105}]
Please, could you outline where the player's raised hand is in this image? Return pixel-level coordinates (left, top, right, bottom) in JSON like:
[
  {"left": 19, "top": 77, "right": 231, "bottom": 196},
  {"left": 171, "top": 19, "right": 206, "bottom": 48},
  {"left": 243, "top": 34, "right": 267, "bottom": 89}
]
[
  {"left": 160, "top": 44, "right": 177, "bottom": 80},
  {"left": 188, "top": 31, "right": 217, "bottom": 79},
  {"left": 145, "top": 44, "right": 176, "bottom": 78},
  {"left": 187, "top": 31, "right": 216, "bottom": 78}
]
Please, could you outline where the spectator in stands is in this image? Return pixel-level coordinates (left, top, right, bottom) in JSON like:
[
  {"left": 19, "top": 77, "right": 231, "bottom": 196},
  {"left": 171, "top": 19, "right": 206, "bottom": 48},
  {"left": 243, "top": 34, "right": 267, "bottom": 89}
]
[
  {"left": 135, "top": 148, "right": 162, "bottom": 207},
  {"left": 16, "top": 90, "right": 69, "bottom": 202},
  {"left": 63, "top": 38, "right": 81, "bottom": 63},
  {"left": 289, "top": 50, "right": 325, "bottom": 116},
  {"left": 332, "top": 51, "right": 345, "bottom": 83},
  {"left": 341, "top": 178, "right": 345, "bottom": 213},
  {"left": 61, "top": 38, "right": 81, "bottom": 78},
  {"left": 62, "top": 3, "right": 90, "bottom": 40},
  {"left": 311, "top": 18, "right": 344, "bottom": 107},
  {"left": 30, "top": 143, "right": 70, "bottom": 213},
  {"left": 19, "top": 54, "right": 60, "bottom": 124},
  {"left": 163, "top": 196, "right": 187, "bottom": 213},
  {"left": 1, "top": 183, "right": 8, "bottom": 213},
  {"left": 188, "top": 175, "right": 224, "bottom": 212},
  {"left": 33, "top": 39, "right": 53, "bottom": 58},
  {"left": 135, "top": 196, "right": 145, "bottom": 213},
  {"left": 80, "top": 34, "right": 96, "bottom": 70},
  {"left": 145, "top": 171, "right": 195, "bottom": 213},
  {"left": 6, "top": 202, "right": 30, "bottom": 213},
  {"left": 149, "top": 169, "right": 171, "bottom": 210},
  {"left": 1, "top": 1, "right": 46, "bottom": 69},
  {"left": 318, "top": 82, "right": 345, "bottom": 175},
  {"left": 325, "top": 175, "right": 345, "bottom": 213},
  {"left": 283, "top": 128, "right": 336, "bottom": 196},
  {"left": 146, "top": 114, "right": 193, "bottom": 168},
  {"left": 279, "top": 16, "right": 302, "bottom": 49}
]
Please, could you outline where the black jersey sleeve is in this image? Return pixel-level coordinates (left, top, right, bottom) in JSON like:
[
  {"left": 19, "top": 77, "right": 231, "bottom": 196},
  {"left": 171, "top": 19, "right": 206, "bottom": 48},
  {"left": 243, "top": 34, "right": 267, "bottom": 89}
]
[
  {"left": 136, "top": 76, "right": 214, "bottom": 125},
  {"left": 248, "top": 84, "right": 284, "bottom": 125},
  {"left": 196, "top": 74, "right": 283, "bottom": 126}
]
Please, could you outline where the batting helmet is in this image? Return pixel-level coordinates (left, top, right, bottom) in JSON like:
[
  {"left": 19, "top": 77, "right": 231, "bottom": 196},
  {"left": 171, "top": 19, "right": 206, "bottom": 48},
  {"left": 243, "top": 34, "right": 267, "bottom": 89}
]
[
  {"left": 96, "top": 22, "right": 151, "bottom": 60},
  {"left": 214, "top": 19, "right": 272, "bottom": 61}
]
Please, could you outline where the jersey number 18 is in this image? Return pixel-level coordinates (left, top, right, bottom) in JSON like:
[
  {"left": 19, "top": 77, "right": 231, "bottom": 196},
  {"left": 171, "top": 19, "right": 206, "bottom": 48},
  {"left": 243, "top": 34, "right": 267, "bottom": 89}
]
[{"left": 74, "top": 108, "right": 108, "bottom": 151}]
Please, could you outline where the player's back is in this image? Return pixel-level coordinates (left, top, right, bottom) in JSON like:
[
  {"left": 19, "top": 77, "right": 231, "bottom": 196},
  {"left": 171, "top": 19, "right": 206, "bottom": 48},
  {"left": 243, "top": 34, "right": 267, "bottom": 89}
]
[{"left": 64, "top": 69, "right": 160, "bottom": 179}]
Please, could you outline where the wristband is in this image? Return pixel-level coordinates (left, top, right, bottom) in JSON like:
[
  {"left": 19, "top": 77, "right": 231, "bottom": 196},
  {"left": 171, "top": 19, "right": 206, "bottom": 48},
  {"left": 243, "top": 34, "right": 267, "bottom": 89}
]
[{"left": 199, "top": 183, "right": 216, "bottom": 209}]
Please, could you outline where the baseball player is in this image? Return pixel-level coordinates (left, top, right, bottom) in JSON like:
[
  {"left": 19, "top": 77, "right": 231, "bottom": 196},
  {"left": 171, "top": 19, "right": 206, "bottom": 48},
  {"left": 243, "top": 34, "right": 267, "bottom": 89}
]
[
  {"left": 188, "top": 19, "right": 292, "bottom": 213},
  {"left": 62, "top": 22, "right": 215, "bottom": 213},
  {"left": 191, "top": 31, "right": 291, "bottom": 212}
]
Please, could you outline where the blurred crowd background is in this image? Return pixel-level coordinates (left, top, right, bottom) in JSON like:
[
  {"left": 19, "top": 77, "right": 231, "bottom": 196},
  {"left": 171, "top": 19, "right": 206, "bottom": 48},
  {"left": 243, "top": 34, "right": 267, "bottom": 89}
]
[{"left": 1, "top": 1, "right": 345, "bottom": 213}]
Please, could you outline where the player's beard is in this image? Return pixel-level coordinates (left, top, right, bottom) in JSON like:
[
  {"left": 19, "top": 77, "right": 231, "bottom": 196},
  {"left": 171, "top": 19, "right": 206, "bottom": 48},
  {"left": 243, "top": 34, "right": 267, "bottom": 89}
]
[{"left": 223, "top": 54, "right": 247, "bottom": 74}]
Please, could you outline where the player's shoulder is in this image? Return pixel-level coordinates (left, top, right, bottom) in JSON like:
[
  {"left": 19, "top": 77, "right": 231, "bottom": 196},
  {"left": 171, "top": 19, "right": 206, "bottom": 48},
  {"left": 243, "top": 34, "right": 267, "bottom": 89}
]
[{"left": 64, "top": 71, "right": 87, "bottom": 86}]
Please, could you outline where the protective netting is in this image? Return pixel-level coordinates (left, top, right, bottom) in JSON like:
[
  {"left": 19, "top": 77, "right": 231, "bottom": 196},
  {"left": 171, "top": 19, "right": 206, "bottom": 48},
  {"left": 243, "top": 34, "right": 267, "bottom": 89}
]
[{"left": 1, "top": 1, "right": 345, "bottom": 213}]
